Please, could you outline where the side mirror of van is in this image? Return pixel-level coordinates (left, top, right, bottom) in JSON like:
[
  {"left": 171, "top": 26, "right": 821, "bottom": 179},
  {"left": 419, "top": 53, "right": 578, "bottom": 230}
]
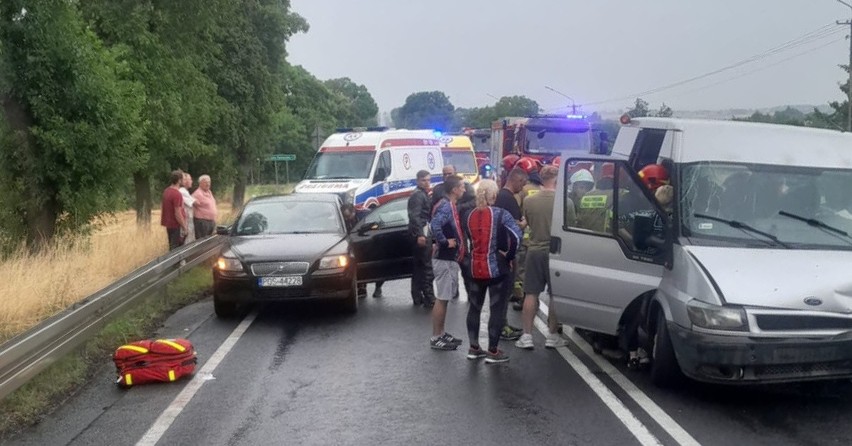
[
  {"left": 374, "top": 167, "right": 387, "bottom": 183},
  {"left": 216, "top": 225, "right": 230, "bottom": 236}
]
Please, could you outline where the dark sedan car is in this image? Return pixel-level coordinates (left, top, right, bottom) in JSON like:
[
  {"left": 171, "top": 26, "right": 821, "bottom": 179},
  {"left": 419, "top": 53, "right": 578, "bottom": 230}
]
[
  {"left": 213, "top": 194, "right": 357, "bottom": 317},
  {"left": 213, "top": 194, "right": 417, "bottom": 317}
]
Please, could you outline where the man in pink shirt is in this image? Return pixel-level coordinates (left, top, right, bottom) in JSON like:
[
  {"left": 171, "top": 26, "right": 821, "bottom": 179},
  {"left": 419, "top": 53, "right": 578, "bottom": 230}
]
[{"left": 192, "top": 174, "right": 218, "bottom": 238}]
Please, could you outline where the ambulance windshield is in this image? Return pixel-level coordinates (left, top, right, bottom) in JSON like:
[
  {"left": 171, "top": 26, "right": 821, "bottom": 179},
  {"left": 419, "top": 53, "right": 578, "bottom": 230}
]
[
  {"left": 304, "top": 151, "right": 375, "bottom": 180},
  {"left": 442, "top": 151, "right": 478, "bottom": 175},
  {"left": 525, "top": 129, "right": 591, "bottom": 155}
]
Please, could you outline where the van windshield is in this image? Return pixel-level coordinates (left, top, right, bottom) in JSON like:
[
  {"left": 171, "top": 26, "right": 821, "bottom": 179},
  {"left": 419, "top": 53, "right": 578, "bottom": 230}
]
[
  {"left": 525, "top": 129, "right": 591, "bottom": 155},
  {"left": 442, "top": 150, "right": 478, "bottom": 174},
  {"left": 304, "top": 151, "right": 375, "bottom": 180},
  {"left": 680, "top": 162, "right": 852, "bottom": 250}
]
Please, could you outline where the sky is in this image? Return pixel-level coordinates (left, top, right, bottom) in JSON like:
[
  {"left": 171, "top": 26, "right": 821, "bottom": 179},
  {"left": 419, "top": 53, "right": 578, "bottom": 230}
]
[{"left": 287, "top": 0, "right": 852, "bottom": 116}]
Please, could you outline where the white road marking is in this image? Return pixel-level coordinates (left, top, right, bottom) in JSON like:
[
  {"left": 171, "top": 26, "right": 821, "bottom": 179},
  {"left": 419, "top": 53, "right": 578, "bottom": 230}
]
[
  {"left": 533, "top": 317, "right": 663, "bottom": 446},
  {"left": 136, "top": 311, "right": 259, "bottom": 446},
  {"left": 538, "top": 300, "right": 702, "bottom": 446}
]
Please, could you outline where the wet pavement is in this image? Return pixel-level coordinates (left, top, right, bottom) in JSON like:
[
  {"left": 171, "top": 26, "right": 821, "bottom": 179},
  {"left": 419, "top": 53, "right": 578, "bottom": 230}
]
[{"left": 7, "top": 280, "right": 852, "bottom": 446}]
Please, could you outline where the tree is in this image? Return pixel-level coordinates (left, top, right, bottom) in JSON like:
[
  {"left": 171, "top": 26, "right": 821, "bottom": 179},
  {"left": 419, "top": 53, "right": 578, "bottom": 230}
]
[
  {"left": 626, "top": 98, "right": 650, "bottom": 118},
  {"left": 655, "top": 103, "right": 673, "bottom": 118},
  {"left": 811, "top": 65, "right": 850, "bottom": 131},
  {"left": 323, "top": 78, "right": 379, "bottom": 127},
  {"left": 202, "top": 0, "right": 307, "bottom": 209},
  {"left": 0, "top": 0, "right": 145, "bottom": 250},
  {"left": 451, "top": 95, "right": 541, "bottom": 130},
  {"left": 396, "top": 91, "right": 455, "bottom": 131}
]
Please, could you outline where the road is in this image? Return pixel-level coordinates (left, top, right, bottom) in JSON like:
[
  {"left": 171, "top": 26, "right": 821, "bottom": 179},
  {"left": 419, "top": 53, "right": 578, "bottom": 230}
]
[{"left": 6, "top": 280, "right": 852, "bottom": 446}]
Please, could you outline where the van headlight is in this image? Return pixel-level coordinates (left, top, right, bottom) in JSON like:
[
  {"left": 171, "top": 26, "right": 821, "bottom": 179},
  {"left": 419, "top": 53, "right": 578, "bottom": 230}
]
[
  {"left": 687, "top": 300, "right": 748, "bottom": 331},
  {"left": 319, "top": 255, "right": 349, "bottom": 270}
]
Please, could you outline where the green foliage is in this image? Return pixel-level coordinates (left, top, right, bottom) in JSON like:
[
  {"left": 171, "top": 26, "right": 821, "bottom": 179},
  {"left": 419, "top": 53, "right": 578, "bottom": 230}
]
[
  {"left": 324, "top": 77, "right": 379, "bottom": 127},
  {"left": 626, "top": 98, "right": 673, "bottom": 118},
  {"left": 0, "top": 0, "right": 146, "bottom": 248},
  {"left": 453, "top": 95, "right": 541, "bottom": 130},
  {"left": 396, "top": 91, "right": 455, "bottom": 131}
]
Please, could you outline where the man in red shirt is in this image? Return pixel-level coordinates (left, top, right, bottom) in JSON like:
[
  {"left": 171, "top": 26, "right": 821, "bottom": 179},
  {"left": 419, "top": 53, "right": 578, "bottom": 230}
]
[{"left": 161, "top": 170, "right": 188, "bottom": 250}]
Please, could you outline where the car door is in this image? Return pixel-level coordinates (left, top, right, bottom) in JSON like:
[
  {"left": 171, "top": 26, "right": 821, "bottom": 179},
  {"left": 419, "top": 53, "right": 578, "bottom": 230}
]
[
  {"left": 549, "top": 157, "right": 670, "bottom": 336},
  {"left": 349, "top": 198, "right": 413, "bottom": 282}
]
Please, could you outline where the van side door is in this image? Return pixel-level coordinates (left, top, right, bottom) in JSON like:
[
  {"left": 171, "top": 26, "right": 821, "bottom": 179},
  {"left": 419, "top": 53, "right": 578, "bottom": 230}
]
[{"left": 549, "top": 157, "right": 669, "bottom": 336}]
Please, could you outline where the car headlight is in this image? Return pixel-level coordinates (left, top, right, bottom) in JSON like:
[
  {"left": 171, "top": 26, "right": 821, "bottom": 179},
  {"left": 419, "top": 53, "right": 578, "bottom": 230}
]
[
  {"left": 687, "top": 300, "right": 748, "bottom": 331},
  {"left": 319, "top": 255, "right": 349, "bottom": 270},
  {"left": 216, "top": 257, "right": 244, "bottom": 272}
]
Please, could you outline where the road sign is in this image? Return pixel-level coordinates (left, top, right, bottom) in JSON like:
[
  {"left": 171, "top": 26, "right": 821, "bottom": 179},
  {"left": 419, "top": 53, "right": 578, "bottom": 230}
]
[{"left": 267, "top": 154, "right": 296, "bottom": 162}]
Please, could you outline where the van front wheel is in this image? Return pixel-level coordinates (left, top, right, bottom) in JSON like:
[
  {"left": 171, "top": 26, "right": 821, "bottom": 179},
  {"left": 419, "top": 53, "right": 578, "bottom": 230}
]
[{"left": 650, "top": 309, "right": 682, "bottom": 387}]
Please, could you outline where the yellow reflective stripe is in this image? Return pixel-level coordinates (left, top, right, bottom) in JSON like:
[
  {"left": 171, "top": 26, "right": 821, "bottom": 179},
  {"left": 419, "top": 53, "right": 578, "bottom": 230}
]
[
  {"left": 157, "top": 340, "right": 186, "bottom": 353},
  {"left": 580, "top": 195, "right": 608, "bottom": 209},
  {"left": 168, "top": 370, "right": 176, "bottom": 382},
  {"left": 125, "top": 374, "right": 133, "bottom": 386},
  {"left": 526, "top": 189, "right": 540, "bottom": 197},
  {"left": 119, "top": 345, "right": 149, "bottom": 354}
]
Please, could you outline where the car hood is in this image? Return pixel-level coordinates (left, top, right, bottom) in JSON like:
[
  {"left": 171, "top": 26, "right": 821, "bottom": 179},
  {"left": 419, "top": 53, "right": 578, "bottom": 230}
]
[
  {"left": 684, "top": 246, "right": 852, "bottom": 313},
  {"left": 229, "top": 233, "right": 346, "bottom": 263}
]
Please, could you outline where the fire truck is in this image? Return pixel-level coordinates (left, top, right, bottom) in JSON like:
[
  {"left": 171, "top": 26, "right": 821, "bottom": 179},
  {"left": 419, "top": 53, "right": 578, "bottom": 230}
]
[
  {"left": 490, "top": 114, "right": 598, "bottom": 184},
  {"left": 462, "top": 128, "right": 494, "bottom": 179}
]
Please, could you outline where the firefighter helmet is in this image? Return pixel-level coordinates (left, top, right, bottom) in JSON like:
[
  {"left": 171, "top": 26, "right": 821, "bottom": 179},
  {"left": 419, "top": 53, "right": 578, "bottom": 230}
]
[
  {"left": 515, "top": 157, "right": 541, "bottom": 174},
  {"left": 502, "top": 154, "right": 521, "bottom": 172},
  {"left": 638, "top": 164, "right": 670, "bottom": 191}
]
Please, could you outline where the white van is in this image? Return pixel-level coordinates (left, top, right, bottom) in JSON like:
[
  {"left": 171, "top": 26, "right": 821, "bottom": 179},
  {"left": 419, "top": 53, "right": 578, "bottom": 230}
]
[
  {"left": 295, "top": 129, "right": 444, "bottom": 210},
  {"left": 551, "top": 117, "right": 852, "bottom": 386}
]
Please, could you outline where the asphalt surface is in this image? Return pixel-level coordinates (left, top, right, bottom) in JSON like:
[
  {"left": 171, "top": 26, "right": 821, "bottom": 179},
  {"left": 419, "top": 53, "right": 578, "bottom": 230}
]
[{"left": 6, "top": 280, "right": 852, "bottom": 446}]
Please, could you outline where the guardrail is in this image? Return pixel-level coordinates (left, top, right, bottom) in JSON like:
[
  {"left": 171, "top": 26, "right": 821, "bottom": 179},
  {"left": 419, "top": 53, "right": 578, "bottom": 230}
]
[{"left": 0, "top": 235, "right": 225, "bottom": 401}]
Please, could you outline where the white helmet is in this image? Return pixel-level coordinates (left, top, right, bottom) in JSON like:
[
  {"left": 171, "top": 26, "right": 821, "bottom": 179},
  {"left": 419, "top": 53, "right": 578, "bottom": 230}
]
[{"left": 570, "top": 169, "right": 594, "bottom": 185}]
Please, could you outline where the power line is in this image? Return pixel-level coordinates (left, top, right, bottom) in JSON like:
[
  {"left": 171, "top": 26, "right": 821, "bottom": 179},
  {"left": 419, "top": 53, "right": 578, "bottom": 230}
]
[{"left": 578, "top": 23, "right": 845, "bottom": 108}]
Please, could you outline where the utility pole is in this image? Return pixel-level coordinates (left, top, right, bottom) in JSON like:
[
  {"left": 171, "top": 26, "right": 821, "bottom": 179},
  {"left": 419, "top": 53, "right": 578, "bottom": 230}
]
[
  {"left": 545, "top": 85, "right": 578, "bottom": 114},
  {"left": 839, "top": 0, "right": 852, "bottom": 131}
]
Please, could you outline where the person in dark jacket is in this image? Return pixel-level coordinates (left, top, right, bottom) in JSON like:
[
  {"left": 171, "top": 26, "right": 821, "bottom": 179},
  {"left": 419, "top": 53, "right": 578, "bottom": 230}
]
[
  {"left": 431, "top": 164, "right": 476, "bottom": 300},
  {"left": 462, "top": 179, "right": 522, "bottom": 363},
  {"left": 407, "top": 170, "right": 436, "bottom": 307},
  {"left": 429, "top": 174, "right": 467, "bottom": 350}
]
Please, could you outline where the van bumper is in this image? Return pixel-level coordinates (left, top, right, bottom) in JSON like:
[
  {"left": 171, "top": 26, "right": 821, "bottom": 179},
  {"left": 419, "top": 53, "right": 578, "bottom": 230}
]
[{"left": 668, "top": 323, "right": 852, "bottom": 384}]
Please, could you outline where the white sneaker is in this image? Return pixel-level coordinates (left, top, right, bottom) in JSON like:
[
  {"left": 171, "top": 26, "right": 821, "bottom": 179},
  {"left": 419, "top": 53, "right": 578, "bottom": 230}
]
[
  {"left": 515, "top": 333, "right": 534, "bottom": 349},
  {"left": 545, "top": 333, "right": 568, "bottom": 349}
]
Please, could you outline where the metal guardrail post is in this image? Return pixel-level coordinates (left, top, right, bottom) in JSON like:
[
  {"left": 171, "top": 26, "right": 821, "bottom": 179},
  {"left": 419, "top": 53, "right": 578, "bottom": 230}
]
[{"left": 0, "top": 235, "right": 225, "bottom": 401}]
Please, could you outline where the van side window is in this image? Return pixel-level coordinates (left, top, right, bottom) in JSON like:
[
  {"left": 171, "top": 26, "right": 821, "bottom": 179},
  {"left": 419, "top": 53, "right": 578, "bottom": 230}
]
[
  {"left": 614, "top": 167, "right": 667, "bottom": 259},
  {"left": 563, "top": 162, "right": 614, "bottom": 236},
  {"left": 374, "top": 151, "right": 391, "bottom": 183},
  {"left": 628, "top": 129, "right": 666, "bottom": 172}
]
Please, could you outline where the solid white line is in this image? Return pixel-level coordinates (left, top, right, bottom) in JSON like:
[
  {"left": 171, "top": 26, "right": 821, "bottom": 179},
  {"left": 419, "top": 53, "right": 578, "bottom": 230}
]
[
  {"left": 538, "top": 301, "right": 702, "bottom": 446},
  {"left": 136, "top": 311, "right": 259, "bottom": 446},
  {"left": 533, "top": 317, "right": 663, "bottom": 446}
]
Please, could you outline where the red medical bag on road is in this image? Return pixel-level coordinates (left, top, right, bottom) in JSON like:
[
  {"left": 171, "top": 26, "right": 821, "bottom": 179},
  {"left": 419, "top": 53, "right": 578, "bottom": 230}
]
[{"left": 113, "top": 338, "right": 197, "bottom": 388}]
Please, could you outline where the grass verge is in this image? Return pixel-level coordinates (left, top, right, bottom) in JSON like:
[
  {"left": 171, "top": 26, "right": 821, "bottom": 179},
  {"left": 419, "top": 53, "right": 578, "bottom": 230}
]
[{"left": 0, "top": 265, "right": 212, "bottom": 439}]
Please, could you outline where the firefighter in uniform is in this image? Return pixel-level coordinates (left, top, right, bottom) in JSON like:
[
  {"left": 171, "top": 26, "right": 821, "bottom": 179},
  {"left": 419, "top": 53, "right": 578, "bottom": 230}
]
[{"left": 511, "top": 157, "right": 543, "bottom": 311}]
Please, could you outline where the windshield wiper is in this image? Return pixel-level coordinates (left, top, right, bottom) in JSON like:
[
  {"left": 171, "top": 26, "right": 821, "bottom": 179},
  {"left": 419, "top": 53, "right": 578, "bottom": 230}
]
[
  {"left": 777, "top": 210, "right": 852, "bottom": 245},
  {"left": 694, "top": 213, "right": 790, "bottom": 249}
]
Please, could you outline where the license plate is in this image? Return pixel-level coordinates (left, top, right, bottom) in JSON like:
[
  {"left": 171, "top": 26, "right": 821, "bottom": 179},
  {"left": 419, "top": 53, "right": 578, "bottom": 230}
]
[{"left": 258, "top": 276, "right": 302, "bottom": 287}]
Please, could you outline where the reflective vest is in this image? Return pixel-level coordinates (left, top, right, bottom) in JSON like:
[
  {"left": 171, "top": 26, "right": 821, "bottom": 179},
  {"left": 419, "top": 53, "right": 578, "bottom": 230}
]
[{"left": 576, "top": 190, "right": 613, "bottom": 233}]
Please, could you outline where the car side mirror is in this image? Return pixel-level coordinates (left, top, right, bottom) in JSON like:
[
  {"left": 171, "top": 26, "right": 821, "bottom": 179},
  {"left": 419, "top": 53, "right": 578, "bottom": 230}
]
[
  {"left": 357, "top": 222, "right": 380, "bottom": 236},
  {"left": 216, "top": 225, "right": 230, "bottom": 236}
]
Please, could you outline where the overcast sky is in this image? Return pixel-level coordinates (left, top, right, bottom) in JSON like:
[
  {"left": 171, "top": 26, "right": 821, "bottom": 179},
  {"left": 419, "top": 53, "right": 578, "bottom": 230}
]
[{"left": 287, "top": 1, "right": 852, "bottom": 116}]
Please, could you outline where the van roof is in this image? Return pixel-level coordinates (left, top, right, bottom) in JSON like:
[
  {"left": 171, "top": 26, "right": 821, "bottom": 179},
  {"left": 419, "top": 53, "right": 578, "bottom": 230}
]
[
  {"left": 439, "top": 134, "right": 474, "bottom": 150},
  {"left": 629, "top": 118, "right": 852, "bottom": 169},
  {"left": 320, "top": 129, "right": 441, "bottom": 152}
]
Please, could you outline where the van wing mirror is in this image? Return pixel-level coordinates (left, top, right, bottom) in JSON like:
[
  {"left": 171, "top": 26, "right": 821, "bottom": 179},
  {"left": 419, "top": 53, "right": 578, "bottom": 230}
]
[{"left": 216, "top": 225, "right": 230, "bottom": 236}]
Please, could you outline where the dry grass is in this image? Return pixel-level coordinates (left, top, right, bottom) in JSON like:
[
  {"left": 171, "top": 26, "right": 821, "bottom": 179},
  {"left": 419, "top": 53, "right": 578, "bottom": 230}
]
[{"left": 0, "top": 211, "right": 167, "bottom": 343}]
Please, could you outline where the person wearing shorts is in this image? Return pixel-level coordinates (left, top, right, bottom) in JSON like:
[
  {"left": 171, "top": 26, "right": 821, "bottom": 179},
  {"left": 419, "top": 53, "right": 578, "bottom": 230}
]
[
  {"left": 429, "top": 175, "right": 467, "bottom": 351},
  {"left": 515, "top": 166, "right": 567, "bottom": 350}
]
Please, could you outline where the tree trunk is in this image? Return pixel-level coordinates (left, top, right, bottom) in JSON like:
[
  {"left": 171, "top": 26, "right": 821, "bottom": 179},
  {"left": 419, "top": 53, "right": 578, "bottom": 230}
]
[
  {"left": 26, "top": 196, "right": 58, "bottom": 253},
  {"left": 134, "top": 172, "right": 153, "bottom": 226},
  {"left": 232, "top": 154, "right": 251, "bottom": 209}
]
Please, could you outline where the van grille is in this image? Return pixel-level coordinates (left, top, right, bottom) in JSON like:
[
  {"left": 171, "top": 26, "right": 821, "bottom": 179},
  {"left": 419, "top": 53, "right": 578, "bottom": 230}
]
[
  {"left": 754, "top": 361, "right": 852, "bottom": 378},
  {"left": 250, "top": 262, "right": 310, "bottom": 276},
  {"left": 755, "top": 315, "right": 852, "bottom": 331}
]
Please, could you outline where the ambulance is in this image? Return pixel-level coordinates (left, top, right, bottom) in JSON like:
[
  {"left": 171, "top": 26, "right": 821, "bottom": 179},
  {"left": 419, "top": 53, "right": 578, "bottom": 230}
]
[
  {"left": 438, "top": 134, "right": 480, "bottom": 185},
  {"left": 295, "top": 128, "right": 444, "bottom": 211}
]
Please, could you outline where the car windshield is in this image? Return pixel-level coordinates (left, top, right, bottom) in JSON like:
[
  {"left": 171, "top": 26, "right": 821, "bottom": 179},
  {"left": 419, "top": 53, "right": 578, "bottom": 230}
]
[
  {"left": 304, "top": 151, "right": 375, "bottom": 180},
  {"left": 471, "top": 135, "right": 491, "bottom": 154},
  {"left": 680, "top": 162, "right": 852, "bottom": 250},
  {"left": 525, "top": 129, "right": 591, "bottom": 155},
  {"left": 442, "top": 150, "right": 478, "bottom": 174},
  {"left": 235, "top": 201, "right": 343, "bottom": 235}
]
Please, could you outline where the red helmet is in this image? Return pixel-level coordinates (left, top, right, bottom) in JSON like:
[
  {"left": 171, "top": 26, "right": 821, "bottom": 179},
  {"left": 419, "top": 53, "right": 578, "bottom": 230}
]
[
  {"left": 515, "top": 157, "right": 541, "bottom": 174},
  {"left": 638, "top": 164, "right": 670, "bottom": 191},
  {"left": 552, "top": 156, "right": 561, "bottom": 167},
  {"left": 502, "top": 154, "right": 520, "bottom": 172},
  {"left": 599, "top": 162, "right": 615, "bottom": 179}
]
